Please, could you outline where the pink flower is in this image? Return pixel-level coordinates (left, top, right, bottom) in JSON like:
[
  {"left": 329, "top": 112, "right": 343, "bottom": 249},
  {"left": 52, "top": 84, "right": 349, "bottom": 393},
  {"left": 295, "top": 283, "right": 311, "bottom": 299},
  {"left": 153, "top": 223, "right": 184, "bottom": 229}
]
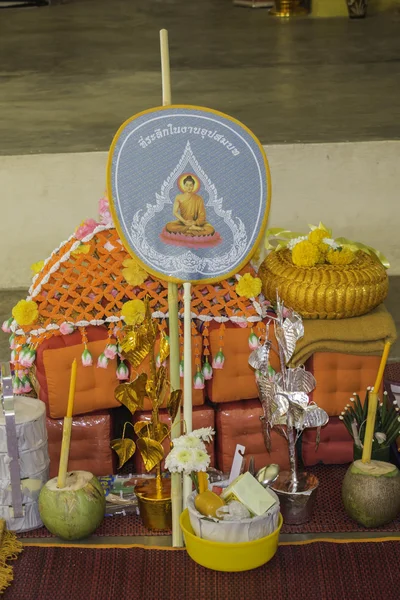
[
  {"left": 75, "top": 218, "right": 98, "bottom": 241},
  {"left": 59, "top": 322, "right": 75, "bottom": 335},
  {"left": 248, "top": 332, "right": 259, "bottom": 351},
  {"left": 2, "top": 317, "right": 13, "bottom": 333},
  {"left": 193, "top": 371, "right": 205, "bottom": 390},
  {"left": 12, "top": 376, "right": 24, "bottom": 395},
  {"left": 9, "top": 334, "right": 17, "bottom": 350},
  {"left": 116, "top": 361, "right": 129, "bottom": 381},
  {"left": 21, "top": 376, "right": 32, "bottom": 394},
  {"left": 212, "top": 350, "right": 225, "bottom": 370},
  {"left": 81, "top": 348, "right": 93, "bottom": 367},
  {"left": 99, "top": 196, "right": 113, "bottom": 226},
  {"left": 19, "top": 346, "right": 36, "bottom": 368},
  {"left": 97, "top": 352, "right": 109, "bottom": 369},
  {"left": 104, "top": 343, "right": 118, "bottom": 360},
  {"left": 202, "top": 360, "right": 213, "bottom": 381},
  {"left": 156, "top": 353, "right": 167, "bottom": 368}
]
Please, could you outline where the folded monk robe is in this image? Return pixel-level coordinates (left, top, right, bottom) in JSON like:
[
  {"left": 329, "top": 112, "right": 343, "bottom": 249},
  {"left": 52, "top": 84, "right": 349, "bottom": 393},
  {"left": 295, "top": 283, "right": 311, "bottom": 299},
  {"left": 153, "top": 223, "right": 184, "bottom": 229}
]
[
  {"left": 0, "top": 518, "right": 23, "bottom": 594},
  {"left": 290, "top": 304, "right": 397, "bottom": 367}
]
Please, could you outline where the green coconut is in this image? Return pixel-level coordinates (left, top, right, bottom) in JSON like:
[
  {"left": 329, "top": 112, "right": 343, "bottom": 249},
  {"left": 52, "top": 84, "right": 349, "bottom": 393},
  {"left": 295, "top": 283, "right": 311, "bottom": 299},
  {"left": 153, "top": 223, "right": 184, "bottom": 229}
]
[
  {"left": 342, "top": 460, "right": 400, "bottom": 528},
  {"left": 39, "top": 471, "right": 106, "bottom": 540}
]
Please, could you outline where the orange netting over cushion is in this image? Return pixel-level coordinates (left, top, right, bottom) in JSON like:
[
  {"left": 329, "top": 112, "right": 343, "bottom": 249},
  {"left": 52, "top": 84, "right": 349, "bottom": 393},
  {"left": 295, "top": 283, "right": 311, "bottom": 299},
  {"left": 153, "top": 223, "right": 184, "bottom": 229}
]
[{"left": 11, "top": 224, "right": 265, "bottom": 349}]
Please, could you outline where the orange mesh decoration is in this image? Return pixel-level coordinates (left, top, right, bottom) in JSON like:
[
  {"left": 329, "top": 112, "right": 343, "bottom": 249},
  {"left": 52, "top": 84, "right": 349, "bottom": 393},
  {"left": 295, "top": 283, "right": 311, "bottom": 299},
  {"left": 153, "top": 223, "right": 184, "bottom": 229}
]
[
  {"left": 8, "top": 220, "right": 267, "bottom": 392},
  {"left": 11, "top": 225, "right": 263, "bottom": 347}
]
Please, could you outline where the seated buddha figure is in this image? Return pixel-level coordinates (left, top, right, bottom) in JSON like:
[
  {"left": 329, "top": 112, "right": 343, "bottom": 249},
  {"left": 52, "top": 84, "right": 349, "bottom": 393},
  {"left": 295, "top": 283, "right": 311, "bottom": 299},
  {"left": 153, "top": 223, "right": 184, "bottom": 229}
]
[{"left": 165, "top": 175, "right": 216, "bottom": 238}]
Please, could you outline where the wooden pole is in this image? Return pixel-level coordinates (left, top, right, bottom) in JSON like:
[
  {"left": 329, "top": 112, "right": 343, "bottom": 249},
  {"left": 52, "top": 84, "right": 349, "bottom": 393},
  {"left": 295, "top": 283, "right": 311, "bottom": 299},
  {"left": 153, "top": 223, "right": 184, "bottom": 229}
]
[
  {"left": 161, "top": 29, "right": 183, "bottom": 547},
  {"left": 183, "top": 282, "right": 193, "bottom": 506},
  {"left": 362, "top": 341, "right": 391, "bottom": 463}
]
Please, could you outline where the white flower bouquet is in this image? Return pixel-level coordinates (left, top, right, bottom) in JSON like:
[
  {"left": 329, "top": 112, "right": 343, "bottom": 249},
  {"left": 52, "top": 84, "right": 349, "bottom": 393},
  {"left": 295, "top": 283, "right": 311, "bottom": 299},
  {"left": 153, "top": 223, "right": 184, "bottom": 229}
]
[{"left": 165, "top": 427, "right": 215, "bottom": 492}]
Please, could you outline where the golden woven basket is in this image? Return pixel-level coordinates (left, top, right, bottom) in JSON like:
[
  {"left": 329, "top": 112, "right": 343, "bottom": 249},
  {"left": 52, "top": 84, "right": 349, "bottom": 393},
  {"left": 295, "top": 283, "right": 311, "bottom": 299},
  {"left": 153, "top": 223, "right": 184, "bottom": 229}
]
[{"left": 259, "top": 249, "right": 388, "bottom": 319}]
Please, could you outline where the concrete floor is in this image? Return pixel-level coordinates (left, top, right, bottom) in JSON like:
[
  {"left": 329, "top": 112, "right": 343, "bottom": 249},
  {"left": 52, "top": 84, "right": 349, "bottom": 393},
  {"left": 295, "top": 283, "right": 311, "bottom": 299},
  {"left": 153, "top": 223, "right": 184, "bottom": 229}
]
[{"left": 1, "top": 0, "right": 400, "bottom": 155}]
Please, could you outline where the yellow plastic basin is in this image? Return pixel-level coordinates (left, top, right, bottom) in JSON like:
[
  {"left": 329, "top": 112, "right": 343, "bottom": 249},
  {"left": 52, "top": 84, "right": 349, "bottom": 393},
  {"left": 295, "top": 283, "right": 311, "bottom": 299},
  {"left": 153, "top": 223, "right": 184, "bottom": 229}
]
[{"left": 180, "top": 509, "right": 283, "bottom": 572}]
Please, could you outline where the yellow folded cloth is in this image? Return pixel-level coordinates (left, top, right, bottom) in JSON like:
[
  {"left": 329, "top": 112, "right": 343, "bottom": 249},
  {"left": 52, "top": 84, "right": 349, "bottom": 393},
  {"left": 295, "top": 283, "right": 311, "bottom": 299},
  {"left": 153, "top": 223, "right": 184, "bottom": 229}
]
[
  {"left": 0, "top": 518, "right": 23, "bottom": 594},
  {"left": 291, "top": 304, "right": 397, "bottom": 367}
]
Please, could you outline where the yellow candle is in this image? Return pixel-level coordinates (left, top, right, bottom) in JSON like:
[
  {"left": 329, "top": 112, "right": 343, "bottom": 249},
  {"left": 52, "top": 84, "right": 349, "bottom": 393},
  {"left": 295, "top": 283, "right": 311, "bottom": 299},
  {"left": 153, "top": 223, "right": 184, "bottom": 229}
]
[
  {"left": 372, "top": 341, "right": 391, "bottom": 393},
  {"left": 66, "top": 358, "right": 77, "bottom": 418},
  {"left": 362, "top": 341, "right": 391, "bottom": 464}
]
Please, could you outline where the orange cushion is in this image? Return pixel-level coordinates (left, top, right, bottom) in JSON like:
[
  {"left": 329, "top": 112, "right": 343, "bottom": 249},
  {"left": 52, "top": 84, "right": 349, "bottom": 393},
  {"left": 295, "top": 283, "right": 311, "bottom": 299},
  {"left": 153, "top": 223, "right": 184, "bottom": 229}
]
[
  {"left": 301, "top": 417, "right": 353, "bottom": 466},
  {"left": 47, "top": 410, "right": 115, "bottom": 478},
  {"left": 132, "top": 405, "right": 215, "bottom": 473},
  {"left": 36, "top": 326, "right": 121, "bottom": 418},
  {"left": 215, "top": 399, "right": 290, "bottom": 472},
  {"left": 307, "top": 353, "right": 383, "bottom": 417},
  {"left": 206, "top": 322, "right": 280, "bottom": 404}
]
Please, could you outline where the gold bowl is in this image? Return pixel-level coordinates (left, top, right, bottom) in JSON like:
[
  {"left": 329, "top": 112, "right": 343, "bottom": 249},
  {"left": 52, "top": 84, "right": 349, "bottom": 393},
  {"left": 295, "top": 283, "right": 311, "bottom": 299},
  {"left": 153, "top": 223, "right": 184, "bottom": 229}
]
[{"left": 259, "top": 249, "right": 388, "bottom": 319}]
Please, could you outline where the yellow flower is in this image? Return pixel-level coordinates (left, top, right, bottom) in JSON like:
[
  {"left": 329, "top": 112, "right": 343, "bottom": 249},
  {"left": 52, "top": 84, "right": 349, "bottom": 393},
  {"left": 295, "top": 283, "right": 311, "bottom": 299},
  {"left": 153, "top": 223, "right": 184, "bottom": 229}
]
[
  {"left": 71, "top": 244, "right": 91, "bottom": 256},
  {"left": 292, "top": 240, "right": 320, "bottom": 267},
  {"left": 235, "top": 273, "right": 262, "bottom": 299},
  {"left": 326, "top": 248, "right": 355, "bottom": 266},
  {"left": 122, "top": 258, "right": 148, "bottom": 287},
  {"left": 12, "top": 299, "right": 39, "bottom": 326},
  {"left": 308, "top": 228, "right": 329, "bottom": 255},
  {"left": 121, "top": 299, "right": 146, "bottom": 326},
  {"left": 30, "top": 260, "right": 44, "bottom": 275}
]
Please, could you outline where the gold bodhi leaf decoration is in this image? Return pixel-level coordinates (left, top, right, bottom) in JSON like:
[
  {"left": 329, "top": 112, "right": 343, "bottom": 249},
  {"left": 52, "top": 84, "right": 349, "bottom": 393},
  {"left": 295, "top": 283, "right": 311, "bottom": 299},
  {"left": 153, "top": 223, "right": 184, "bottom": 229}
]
[
  {"left": 111, "top": 296, "right": 182, "bottom": 475},
  {"left": 158, "top": 333, "right": 170, "bottom": 364},
  {"left": 137, "top": 437, "right": 164, "bottom": 472},
  {"left": 119, "top": 329, "right": 151, "bottom": 368},
  {"left": 110, "top": 438, "right": 136, "bottom": 469},
  {"left": 115, "top": 372, "right": 148, "bottom": 414},
  {"left": 167, "top": 389, "right": 182, "bottom": 423},
  {"left": 134, "top": 421, "right": 152, "bottom": 438}
]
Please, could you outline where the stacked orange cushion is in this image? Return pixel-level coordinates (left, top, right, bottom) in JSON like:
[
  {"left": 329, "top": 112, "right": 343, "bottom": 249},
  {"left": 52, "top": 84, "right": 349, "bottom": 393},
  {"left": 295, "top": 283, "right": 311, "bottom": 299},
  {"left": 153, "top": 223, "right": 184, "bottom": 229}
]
[{"left": 47, "top": 410, "right": 114, "bottom": 478}]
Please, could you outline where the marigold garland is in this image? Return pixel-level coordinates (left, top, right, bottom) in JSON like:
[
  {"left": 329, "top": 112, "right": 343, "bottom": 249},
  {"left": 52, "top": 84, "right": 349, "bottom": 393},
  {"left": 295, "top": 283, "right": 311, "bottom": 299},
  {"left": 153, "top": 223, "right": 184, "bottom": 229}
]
[
  {"left": 122, "top": 258, "right": 148, "bottom": 287},
  {"left": 235, "top": 273, "right": 262, "bottom": 299},
  {"left": 326, "top": 247, "right": 355, "bottom": 265},
  {"left": 292, "top": 240, "right": 320, "bottom": 267},
  {"left": 12, "top": 300, "right": 39, "bottom": 326},
  {"left": 121, "top": 299, "right": 146, "bottom": 325}
]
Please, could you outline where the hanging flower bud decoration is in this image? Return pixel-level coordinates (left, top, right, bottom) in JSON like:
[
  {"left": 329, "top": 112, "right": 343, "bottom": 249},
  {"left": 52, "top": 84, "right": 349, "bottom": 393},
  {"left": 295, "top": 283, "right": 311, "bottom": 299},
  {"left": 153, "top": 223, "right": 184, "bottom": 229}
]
[
  {"left": 2, "top": 317, "right": 13, "bottom": 334},
  {"left": 248, "top": 330, "right": 259, "bottom": 351},
  {"left": 202, "top": 359, "right": 213, "bottom": 381},
  {"left": 193, "top": 369, "right": 205, "bottom": 390},
  {"left": 81, "top": 347, "right": 93, "bottom": 367},
  {"left": 97, "top": 353, "right": 109, "bottom": 369},
  {"left": 19, "top": 346, "right": 36, "bottom": 368},
  {"left": 212, "top": 349, "right": 225, "bottom": 370},
  {"left": 104, "top": 343, "right": 118, "bottom": 360},
  {"left": 116, "top": 361, "right": 129, "bottom": 381}
]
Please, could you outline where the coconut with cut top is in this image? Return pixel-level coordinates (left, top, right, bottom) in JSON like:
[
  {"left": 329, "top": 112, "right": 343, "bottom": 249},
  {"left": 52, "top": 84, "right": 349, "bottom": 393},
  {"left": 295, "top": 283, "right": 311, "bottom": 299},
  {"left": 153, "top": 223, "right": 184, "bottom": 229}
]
[
  {"left": 39, "top": 471, "right": 106, "bottom": 540},
  {"left": 342, "top": 460, "right": 400, "bottom": 528}
]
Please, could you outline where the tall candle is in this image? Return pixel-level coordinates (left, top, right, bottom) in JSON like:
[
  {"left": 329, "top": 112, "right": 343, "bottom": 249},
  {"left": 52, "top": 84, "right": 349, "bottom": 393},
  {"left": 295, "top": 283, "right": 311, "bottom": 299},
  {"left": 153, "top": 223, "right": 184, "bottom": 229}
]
[
  {"left": 66, "top": 358, "right": 77, "bottom": 418},
  {"left": 362, "top": 341, "right": 391, "bottom": 463}
]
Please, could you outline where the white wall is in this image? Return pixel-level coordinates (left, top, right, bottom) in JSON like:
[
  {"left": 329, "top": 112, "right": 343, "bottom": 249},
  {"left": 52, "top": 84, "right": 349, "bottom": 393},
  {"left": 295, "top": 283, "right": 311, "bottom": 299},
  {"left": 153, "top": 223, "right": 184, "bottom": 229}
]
[{"left": 0, "top": 140, "right": 398, "bottom": 288}]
